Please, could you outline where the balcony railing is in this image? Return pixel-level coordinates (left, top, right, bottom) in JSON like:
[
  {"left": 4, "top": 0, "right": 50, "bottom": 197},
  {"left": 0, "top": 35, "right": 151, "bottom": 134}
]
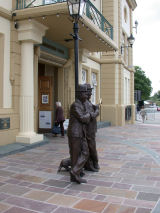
[
  {"left": 16, "top": 0, "right": 113, "bottom": 39},
  {"left": 16, "top": 0, "right": 66, "bottom": 10},
  {"left": 85, "top": 1, "right": 113, "bottom": 39}
]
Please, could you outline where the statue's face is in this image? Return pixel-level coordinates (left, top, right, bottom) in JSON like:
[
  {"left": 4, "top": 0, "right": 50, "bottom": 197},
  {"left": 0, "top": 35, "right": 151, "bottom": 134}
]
[
  {"left": 80, "top": 92, "right": 88, "bottom": 102},
  {"left": 87, "top": 90, "right": 92, "bottom": 100}
]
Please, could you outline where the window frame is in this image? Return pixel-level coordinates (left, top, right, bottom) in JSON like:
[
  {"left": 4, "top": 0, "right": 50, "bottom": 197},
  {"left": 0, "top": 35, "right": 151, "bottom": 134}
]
[{"left": 0, "top": 33, "right": 4, "bottom": 108}]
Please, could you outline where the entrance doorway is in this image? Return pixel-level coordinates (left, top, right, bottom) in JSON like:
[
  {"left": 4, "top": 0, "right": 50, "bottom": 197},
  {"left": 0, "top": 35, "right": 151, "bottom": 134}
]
[{"left": 38, "top": 63, "right": 58, "bottom": 133}]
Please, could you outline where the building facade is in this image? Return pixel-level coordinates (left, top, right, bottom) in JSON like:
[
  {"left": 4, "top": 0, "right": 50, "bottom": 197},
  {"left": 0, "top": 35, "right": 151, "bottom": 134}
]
[{"left": 0, "top": 0, "right": 137, "bottom": 145}]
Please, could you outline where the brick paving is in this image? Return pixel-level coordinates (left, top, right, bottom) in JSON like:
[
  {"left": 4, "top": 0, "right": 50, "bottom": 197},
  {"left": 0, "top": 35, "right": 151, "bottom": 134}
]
[{"left": 1, "top": 121, "right": 160, "bottom": 212}]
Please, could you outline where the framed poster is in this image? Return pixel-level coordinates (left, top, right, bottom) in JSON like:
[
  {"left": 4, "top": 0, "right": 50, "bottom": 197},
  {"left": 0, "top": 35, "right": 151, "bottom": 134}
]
[
  {"left": 0, "top": 118, "right": 10, "bottom": 130},
  {"left": 39, "top": 111, "right": 52, "bottom": 129},
  {"left": 42, "top": 94, "right": 49, "bottom": 104}
]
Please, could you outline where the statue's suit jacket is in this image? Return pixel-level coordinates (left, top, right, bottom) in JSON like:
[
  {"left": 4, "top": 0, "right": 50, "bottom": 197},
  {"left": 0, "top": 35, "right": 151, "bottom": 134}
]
[
  {"left": 84, "top": 100, "right": 99, "bottom": 169},
  {"left": 67, "top": 99, "right": 90, "bottom": 138},
  {"left": 85, "top": 100, "right": 99, "bottom": 135}
]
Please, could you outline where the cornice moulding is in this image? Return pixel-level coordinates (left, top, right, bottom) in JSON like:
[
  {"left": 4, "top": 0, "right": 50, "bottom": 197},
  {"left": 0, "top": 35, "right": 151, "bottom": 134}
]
[
  {"left": 100, "top": 58, "right": 134, "bottom": 72},
  {"left": 0, "top": 7, "right": 12, "bottom": 20},
  {"left": 89, "top": 56, "right": 127, "bottom": 65},
  {"left": 88, "top": 55, "right": 101, "bottom": 64},
  {"left": 100, "top": 58, "right": 124, "bottom": 65}
]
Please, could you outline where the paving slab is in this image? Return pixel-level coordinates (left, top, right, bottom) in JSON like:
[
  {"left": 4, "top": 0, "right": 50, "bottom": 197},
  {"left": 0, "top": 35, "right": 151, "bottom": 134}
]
[{"left": 0, "top": 119, "right": 160, "bottom": 212}]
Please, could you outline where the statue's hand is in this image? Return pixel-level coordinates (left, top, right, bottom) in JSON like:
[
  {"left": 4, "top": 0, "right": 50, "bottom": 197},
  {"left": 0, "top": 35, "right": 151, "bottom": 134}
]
[
  {"left": 93, "top": 104, "right": 99, "bottom": 111},
  {"left": 95, "top": 104, "right": 99, "bottom": 110},
  {"left": 90, "top": 112, "right": 96, "bottom": 119}
]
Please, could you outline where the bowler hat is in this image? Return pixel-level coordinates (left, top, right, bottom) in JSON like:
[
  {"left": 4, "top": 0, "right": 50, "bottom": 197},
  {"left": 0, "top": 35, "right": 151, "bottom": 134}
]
[
  {"left": 76, "top": 84, "right": 87, "bottom": 92},
  {"left": 84, "top": 83, "right": 93, "bottom": 90}
]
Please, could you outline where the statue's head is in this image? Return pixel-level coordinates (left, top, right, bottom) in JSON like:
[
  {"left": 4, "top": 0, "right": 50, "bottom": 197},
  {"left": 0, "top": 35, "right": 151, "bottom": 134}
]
[
  {"left": 84, "top": 83, "right": 93, "bottom": 100},
  {"left": 76, "top": 84, "right": 88, "bottom": 102}
]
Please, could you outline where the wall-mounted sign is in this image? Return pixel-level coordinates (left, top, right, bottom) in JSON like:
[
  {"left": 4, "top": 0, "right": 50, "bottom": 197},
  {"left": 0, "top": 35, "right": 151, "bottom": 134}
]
[
  {"left": 42, "top": 94, "right": 49, "bottom": 104},
  {"left": 0, "top": 118, "right": 10, "bottom": 130},
  {"left": 39, "top": 111, "right": 51, "bottom": 129}
]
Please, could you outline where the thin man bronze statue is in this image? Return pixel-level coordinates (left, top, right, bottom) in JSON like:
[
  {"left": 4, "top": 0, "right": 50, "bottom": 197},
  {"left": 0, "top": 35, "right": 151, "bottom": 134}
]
[
  {"left": 84, "top": 83, "right": 100, "bottom": 172},
  {"left": 67, "top": 84, "right": 90, "bottom": 184}
]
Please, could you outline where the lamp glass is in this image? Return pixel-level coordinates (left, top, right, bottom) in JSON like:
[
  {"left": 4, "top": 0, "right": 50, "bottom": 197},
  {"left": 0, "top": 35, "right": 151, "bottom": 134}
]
[
  {"left": 79, "top": 0, "right": 86, "bottom": 16},
  {"left": 127, "top": 33, "right": 135, "bottom": 46},
  {"left": 67, "top": 0, "right": 86, "bottom": 17},
  {"left": 135, "top": 20, "right": 138, "bottom": 27}
]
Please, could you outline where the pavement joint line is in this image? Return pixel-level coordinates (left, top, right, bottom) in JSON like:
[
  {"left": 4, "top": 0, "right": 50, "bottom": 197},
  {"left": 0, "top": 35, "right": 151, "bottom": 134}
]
[{"left": 97, "top": 134, "right": 160, "bottom": 165}]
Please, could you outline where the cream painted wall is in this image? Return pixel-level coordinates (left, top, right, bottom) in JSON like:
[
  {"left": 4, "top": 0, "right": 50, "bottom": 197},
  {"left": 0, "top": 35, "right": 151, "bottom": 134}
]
[
  {"left": 122, "top": 0, "right": 130, "bottom": 35},
  {"left": 83, "top": 58, "right": 100, "bottom": 71},
  {"left": 0, "top": 17, "right": 12, "bottom": 108},
  {"left": 0, "top": 0, "right": 12, "bottom": 10}
]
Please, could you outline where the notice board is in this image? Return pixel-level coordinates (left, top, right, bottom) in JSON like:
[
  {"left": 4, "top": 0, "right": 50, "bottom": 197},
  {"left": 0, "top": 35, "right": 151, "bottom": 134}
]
[{"left": 39, "top": 111, "right": 52, "bottom": 129}]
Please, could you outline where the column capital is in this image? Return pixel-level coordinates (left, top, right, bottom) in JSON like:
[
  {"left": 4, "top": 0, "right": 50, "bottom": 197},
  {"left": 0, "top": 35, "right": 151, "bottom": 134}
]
[
  {"left": 17, "top": 20, "right": 48, "bottom": 44},
  {"left": 79, "top": 48, "right": 89, "bottom": 63}
]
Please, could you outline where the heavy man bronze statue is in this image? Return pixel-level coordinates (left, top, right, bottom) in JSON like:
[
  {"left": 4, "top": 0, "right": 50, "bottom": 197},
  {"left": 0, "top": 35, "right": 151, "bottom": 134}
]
[{"left": 58, "top": 84, "right": 100, "bottom": 184}]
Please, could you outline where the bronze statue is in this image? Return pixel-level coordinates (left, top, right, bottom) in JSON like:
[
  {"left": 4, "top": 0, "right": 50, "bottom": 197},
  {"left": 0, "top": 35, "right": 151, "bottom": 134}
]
[
  {"left": 58, "top": 157, "right": 71, "bottom": 172},
  {"left": 67, "top": 84, "right": 90, "bottom": 184},
  {"left": 84, "top": 84, "right": 100, "bottom": 172},
  {"left": 58, "top": 83, "right": 100, "bottom": 183}
]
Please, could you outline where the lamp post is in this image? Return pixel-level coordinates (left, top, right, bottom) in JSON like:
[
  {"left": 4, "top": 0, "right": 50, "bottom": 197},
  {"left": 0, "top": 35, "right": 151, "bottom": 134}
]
[
  {"left": 133, "top": 20, "right": 138, "bottom": 34},
  {"left": 127, "top": 33, "right": 135, "bottom": 48},
  {"left": 67, "top": 0, "right": 86, "bottom": 94},
  {"left": 121, "top": 33, "right": 135, "bottom": 54}
]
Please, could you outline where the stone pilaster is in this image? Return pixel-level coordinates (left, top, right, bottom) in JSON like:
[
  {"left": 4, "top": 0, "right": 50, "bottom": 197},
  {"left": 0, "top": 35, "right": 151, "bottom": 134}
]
[{"left": 16, "top": 20, "right": 47, "bottom": 144}]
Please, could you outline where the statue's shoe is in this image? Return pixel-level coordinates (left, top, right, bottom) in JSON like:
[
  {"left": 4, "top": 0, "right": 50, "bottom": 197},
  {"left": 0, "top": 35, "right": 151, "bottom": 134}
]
[
  {"left": 85, "top": 166, "right": 99, "bottom": 172},
  {"left": 57, "top": 158, "right": 71, "bottom": 172},
  {"left": 80, "top": 171, "right": 85, "bottom": 177},
  {"left": 94, "top": 163, "right": 100, "bottom": 170},
  {"left": 70, "top": 171, "right": 87, "bottom": 184}
]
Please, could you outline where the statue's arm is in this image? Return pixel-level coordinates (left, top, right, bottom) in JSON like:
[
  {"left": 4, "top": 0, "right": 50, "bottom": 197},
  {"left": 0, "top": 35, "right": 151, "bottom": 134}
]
[
  {"left": 71, "top": 104, "right": 90, "bottom": 124},
  {"left": 91, "top": 104, "right": 99, "bottom": 118}
]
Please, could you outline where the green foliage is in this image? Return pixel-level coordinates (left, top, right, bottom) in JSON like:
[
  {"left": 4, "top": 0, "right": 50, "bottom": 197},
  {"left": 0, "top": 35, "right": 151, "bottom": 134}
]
[
  {"left": 152, "top": 91, "right": 160, "bottom": 100},
  {"left": 150, "top": 90, "right": 160, "bottom": 105},
  {"left": 134, "top": 66, "right": 152, "bottom": 100}
]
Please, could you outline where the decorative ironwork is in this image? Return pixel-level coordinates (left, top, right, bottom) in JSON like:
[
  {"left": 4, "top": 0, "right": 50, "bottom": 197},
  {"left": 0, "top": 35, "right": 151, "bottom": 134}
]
[
  {"left": 85, "top": 0, "right": 113, "bottom": 39},
  {"left": 16, "top": 0, "right": 66, "bottom": 9},
  {"left": 16, "top": 0, "right": 113, "bottom": 39}
]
